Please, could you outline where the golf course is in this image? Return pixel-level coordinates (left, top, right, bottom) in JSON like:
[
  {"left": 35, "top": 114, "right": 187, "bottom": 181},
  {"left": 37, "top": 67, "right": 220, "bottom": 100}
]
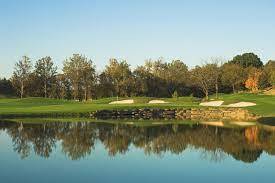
[{"left": 0, "top": 93, "right": 274, "bottom": 119}]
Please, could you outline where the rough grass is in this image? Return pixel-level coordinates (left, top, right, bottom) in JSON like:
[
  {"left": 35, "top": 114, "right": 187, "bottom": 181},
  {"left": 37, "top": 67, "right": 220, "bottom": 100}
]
[{"left": 0, "top": 93, "right": 274, "bottom": 117}]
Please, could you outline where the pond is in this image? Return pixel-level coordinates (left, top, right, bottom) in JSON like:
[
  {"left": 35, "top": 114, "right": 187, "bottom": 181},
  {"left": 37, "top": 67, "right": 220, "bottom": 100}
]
[{"left": 1, "top": 119, "right": 275, "bottom": 182}]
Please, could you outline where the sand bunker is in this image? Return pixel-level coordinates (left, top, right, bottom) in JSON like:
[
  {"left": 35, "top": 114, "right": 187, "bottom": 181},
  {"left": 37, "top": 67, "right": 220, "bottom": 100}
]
[
  {"left": 200, "top": 121, "right": 224, "bottom": 127},
  {"left": 264, "top": 88, "right": 275, "bottom": 95},
  {"left": 199, "top": 101, "right": 224, "bottom": 107},
  {"left": 148, "top": 100, "right": 168, "bottom": 104},
  {"left": 227, "top": 102, "right": 256, "bottom": 107},
  {"left": 109, "top": 99, "right": 134, "bottom": 104},
  {"left": 229, "top": 122, "right": 256, "bottom": 126}
]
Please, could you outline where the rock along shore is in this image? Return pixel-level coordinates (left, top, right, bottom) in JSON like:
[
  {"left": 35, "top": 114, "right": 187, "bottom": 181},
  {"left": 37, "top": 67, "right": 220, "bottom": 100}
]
[{"left": 90, "top": 107, "right": 259, "bottom": 121}]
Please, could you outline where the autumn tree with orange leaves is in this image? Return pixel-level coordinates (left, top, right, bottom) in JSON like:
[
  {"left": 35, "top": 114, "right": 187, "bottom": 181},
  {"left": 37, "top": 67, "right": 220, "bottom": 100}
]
[{"left": 245, "top": 67, "right": 262, "bottom": 92}]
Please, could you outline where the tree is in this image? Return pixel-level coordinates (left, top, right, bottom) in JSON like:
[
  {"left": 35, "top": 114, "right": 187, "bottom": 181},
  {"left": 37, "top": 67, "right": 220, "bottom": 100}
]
[
  {"left": 139, "top": 59, "right": 190, "bottom": 97},
  {"left": 191, "top": 64, "right": 217, "bottom": 100},
  {"left": 96, "top": 72, "right": 115, "bottom": 98},
  {"left": 53, "top": 74, "right": 72, "bottom": 99},
  {"left": 0, "top": 78, "right": 15, "bottom": 96},
  {"left": 82, "top": 60, "right": 96, "bottom": 100},
  {"left": 25, "top": 72, "right": 42, "bottom": 97},
  {"left": 34, "top": 56, "right": 57, "bottom": 98},
  {"left": 245, "top": 67, "right": 262, "bottom": 92},
  {"left": 143, "top": 59, "right": 168, "bottom": 97},
  {"left": 12, "top": 56, "right": 32, "bottom": 98},
  {"left": 270, "top": 72, "right": 275, "bottom": 87},
  {"left": 229, "top": 53, "right": 263, "bottom": 68},
  {"left": 264, "top": 60, "right": 275, "bottom": 87},
  {"left": 204, "top": 60, "right": 221, "bottom": 99},
  {"left": 221, "top": 63, "right": 245, "bottom": 93},
  {"left": 63, "top": 54, "right": 96, "bottom": 101},
  {"left": 132, "top": 66, "right": 150, "bottom": 96},
  {"left": 165, "top": 60, "right": 189, "bottom": 97},
  {"left": 104, "top": 59, "right": 133, "bottom": 97}
]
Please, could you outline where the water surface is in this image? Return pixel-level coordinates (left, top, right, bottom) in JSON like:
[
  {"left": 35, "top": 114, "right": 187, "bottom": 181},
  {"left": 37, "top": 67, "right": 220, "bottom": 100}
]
[{"left": 1, "top": 120, "right": 275, "bottom": 182}]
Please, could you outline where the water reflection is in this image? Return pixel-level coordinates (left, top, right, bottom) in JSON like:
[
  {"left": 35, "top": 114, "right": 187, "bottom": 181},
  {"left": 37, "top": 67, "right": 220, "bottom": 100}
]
[{"left": 1, "top": 120, "right": 275, "bottom": 163}]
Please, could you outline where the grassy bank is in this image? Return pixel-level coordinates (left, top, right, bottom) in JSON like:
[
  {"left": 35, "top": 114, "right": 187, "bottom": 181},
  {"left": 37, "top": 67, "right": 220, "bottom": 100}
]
[
  {"left": 0, "top": 93, "right": 274, "bottom": 118},
  {"left": 212, "top": 93, "right": 275, "bottom": 116}
]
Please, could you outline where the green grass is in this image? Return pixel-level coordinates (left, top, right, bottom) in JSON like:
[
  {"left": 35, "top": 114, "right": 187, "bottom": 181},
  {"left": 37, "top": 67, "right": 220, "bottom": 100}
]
[
  {"left": 0, "top": 96, "right": 199, "bottom": 117},
  {"left": 211, "top": 93, "right": 275, "bottom": 116},
  {"left": 0, "top": 93, "right": 274, "bottom": 118}
]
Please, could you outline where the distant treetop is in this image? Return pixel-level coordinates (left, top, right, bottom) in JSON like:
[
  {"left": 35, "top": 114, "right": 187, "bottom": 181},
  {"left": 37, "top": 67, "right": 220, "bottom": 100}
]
[
  {"left": 229, "top": 53, "right": 263, "bottom": 68},
  {"left": 265, "top": 60, "right": 275, "bottom": 67}
]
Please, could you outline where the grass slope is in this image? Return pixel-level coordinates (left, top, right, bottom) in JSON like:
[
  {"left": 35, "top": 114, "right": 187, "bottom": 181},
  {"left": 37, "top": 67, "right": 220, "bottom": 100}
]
[{"left": 212, "top": 93, "right": 275, "bottom": 116}]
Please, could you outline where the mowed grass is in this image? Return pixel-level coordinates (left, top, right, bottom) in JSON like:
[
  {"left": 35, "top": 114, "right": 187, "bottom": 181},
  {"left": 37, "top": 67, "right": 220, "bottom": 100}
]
[
  {"left": 0, "top": 97, "right": 199, "bottom": 116},
  {"left": 212, "top": 93, "right": 275, "bottom": 116},
  {"left": 0, "top": 93, "right": 274, "bottom": 117}
]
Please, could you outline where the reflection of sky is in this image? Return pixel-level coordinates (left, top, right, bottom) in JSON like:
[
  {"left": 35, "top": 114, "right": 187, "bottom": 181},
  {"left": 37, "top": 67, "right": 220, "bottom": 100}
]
[{"left": 0, "top": 132, "right": 275, "bottom": 183}]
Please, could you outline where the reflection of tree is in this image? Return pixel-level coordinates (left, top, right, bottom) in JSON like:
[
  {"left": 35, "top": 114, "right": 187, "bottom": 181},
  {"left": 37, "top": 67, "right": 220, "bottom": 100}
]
[
  {"left": 200, "top": 149, "right": 227, "bottom": 163},
  {"left": 257, "top": 129, "right": 275, "bottom": 156},
  {"left": 7, "top": 123, "right": 31, "bottom": 159},
  {"left": 144, "top": 131, "right": 188, "bottom": 155},
  {"left": 2, "top": 120, "right": 275, "bottom": 163},
  {"left": 59, "top": 122, "right": 96, "bottom": 160},
  {"left": 99, "top": 124, "right": 130, "bottom": 156},
  {"left": 245, "top": 126, "right": 260, "bottom": 146},
  {"left": 30, "top": 123, "right": 57, "bottom": 158},
  {"left": 231, "top": 149, "right": 263, "bottom": 163}
]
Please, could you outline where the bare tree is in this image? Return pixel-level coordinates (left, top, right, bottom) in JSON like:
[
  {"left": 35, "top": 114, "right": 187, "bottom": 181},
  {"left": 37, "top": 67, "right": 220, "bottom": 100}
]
[{"left": 191, "top": 64, "right": 217, "bottom": 100}]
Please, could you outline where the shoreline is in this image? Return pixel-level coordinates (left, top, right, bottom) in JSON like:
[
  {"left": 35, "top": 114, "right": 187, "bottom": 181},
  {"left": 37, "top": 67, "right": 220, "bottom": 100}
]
[{"left": 0, "top": 107, "right": 260, "bottom": 122}]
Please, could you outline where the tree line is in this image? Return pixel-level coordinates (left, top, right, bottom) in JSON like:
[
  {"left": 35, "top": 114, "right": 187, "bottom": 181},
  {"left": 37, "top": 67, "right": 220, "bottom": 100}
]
[{"left": 0, "top": 52, "right": 274, "bottom": 100}]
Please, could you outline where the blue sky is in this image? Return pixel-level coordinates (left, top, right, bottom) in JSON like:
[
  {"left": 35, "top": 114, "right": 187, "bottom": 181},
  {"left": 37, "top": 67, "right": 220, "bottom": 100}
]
[{"left": 0, "top": 0, "right": 275, "bottom": 77}]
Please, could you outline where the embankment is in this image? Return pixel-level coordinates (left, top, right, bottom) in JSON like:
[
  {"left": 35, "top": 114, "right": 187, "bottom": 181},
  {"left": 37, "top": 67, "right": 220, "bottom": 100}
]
[{"left": 91, "top": 108, "right": 259, "bottom": 121}]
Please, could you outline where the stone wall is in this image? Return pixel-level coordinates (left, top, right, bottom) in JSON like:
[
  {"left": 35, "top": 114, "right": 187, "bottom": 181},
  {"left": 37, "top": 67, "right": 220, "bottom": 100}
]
[
  {"left": 176, "top": 108, "right": 259, "bottom": 121},
  {"left": 90, "top": 108, "right": 259, "bottom": 121}
]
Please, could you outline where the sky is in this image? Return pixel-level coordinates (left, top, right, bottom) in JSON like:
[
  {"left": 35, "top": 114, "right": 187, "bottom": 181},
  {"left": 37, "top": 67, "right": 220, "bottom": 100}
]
[{"left": 0, "top": 0, "right": 275, "bottom": 77}]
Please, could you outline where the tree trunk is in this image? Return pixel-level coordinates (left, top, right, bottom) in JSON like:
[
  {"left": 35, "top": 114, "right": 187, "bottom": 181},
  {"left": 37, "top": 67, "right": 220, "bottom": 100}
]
[
  {"left": 117, "top": 83, "right": 120, "bottom": 98},
  {"left": 232, "top": 84, "right": 235, "bottom": 93},
  {"left": 20, "top": 82, "right": 24, "bottom": 99},
  {"left": 44, "top": 80, "right": 47, "bottom": 98},
  {"left": 215, "top": 82, "right": 218, "bottom": 99},
  {"left": 84, "top": 88, "right": 87, "bottom": 101},
  {"left": 73, "top": 83, "right": 78, "bottom": 100},
  {"left": 205, "top": 90, "right": 209, "bottom": 100}
]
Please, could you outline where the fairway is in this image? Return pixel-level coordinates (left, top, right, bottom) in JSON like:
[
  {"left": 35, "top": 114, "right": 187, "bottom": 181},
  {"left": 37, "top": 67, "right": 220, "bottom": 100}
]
[
  {"left": 0, "top": 96, "right": 199, "bottom": 116},
  {"left": 0, "top": 93, "right": 274, "bottom": 117}
]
